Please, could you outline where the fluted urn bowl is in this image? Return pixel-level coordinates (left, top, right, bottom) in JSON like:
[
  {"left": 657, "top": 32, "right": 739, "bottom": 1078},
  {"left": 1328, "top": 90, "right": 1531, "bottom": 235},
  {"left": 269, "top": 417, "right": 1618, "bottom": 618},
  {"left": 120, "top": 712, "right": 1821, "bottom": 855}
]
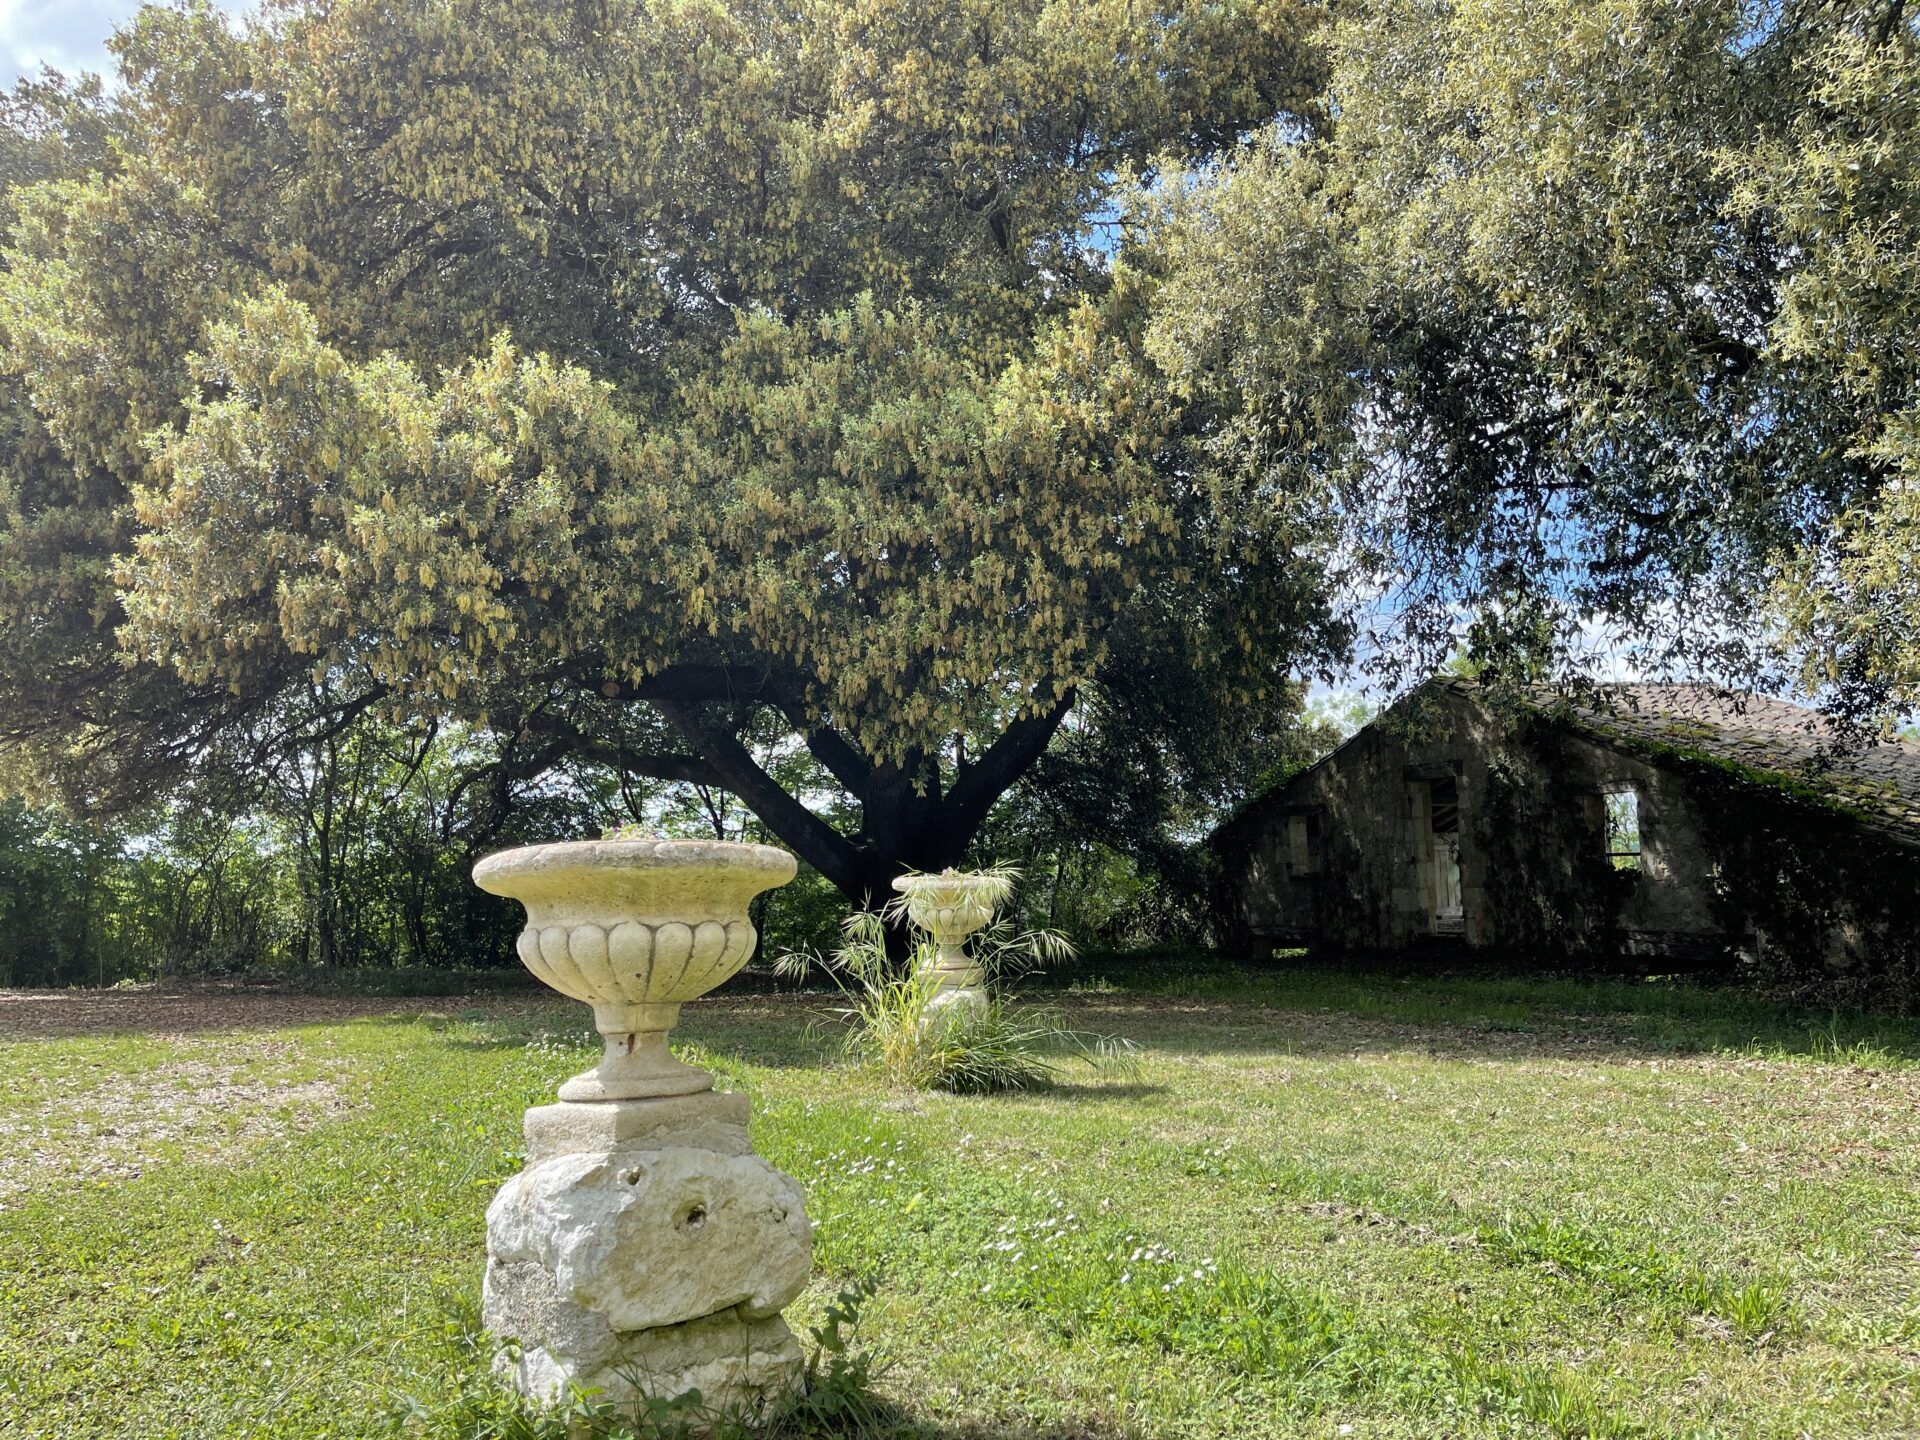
[
  {"left": 475, "top": 838, "right": 796, "bottom": 1101},
  {"left": 890, "top": 870, "right": 1006, "bottom": 1012},
  {"left": 891, "top": 871, "right": 1003, "bottom": 940}
]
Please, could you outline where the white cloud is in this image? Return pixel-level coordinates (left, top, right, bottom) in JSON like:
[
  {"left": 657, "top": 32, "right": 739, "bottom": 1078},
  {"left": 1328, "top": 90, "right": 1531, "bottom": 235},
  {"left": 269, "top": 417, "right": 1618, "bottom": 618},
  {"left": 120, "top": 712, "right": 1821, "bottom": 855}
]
[
  {"left": 2, "top": 0, "right": 243, "bottom": 89},
  {"left": 3, "top": 0, "right": 130, "bottom": 86}
]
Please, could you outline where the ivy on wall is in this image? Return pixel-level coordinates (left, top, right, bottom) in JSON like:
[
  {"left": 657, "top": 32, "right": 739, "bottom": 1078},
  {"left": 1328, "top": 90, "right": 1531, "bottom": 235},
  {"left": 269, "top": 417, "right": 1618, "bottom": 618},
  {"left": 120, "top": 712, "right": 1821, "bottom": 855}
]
[
  {"left": 1603, "top": 735, "right": 1920, "bottom": 1008},
  {"left": 1468, "top": 737, "right": 1632, "bottom": 962}
]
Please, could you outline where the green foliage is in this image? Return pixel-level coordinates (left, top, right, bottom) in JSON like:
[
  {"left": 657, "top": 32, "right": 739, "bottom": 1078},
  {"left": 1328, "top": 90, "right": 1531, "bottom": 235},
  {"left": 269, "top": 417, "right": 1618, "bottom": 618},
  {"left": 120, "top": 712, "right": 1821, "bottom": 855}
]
[
  {"left": 1570, "top": 722, "right": 1920, "bottom": 1006},
  {"left": 6, "top": 970, "right": 1919, "bottom": 1437},
  {"left": 0, "top": 714, "right": 651, "bottom": 986},
  {"left": 1479, "top": 1213, "right": 1798, "bottom": 1337},
  {"left": 1149, "top": 0, "right": 1920, "bottom": 712},
  {"left": 776, "top": 1278, "right": 892, "bottom": 1438},
  {"left": 751, "top": 862, "right": 852, "bottom": 970},
  {"left": 0, "top": 0, "right": 1342, "bottom": 908},
  {"left": 851, "top": 983, "right": 1058, "bottom": 1095},
  {"left": 978, "top": 681, "right": 1361, "bottom": 952},
  {"left": 0, "top": 797, "right": 193, "bottom": 988}
]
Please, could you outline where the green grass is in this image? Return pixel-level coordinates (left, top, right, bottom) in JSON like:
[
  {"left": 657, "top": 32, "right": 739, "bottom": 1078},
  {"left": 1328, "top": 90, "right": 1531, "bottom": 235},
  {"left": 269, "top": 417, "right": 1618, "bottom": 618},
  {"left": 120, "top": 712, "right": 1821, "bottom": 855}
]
[{"left": 2, "top": 965, "right": 1917, "bottom": 1438}]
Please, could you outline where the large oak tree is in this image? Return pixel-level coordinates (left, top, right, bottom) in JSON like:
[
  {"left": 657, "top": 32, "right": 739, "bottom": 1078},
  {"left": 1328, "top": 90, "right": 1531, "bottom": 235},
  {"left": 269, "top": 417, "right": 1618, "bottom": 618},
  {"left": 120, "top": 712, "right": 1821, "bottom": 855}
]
[{"left": 0, "top": 0, "right": 1343, "bottom": 908}]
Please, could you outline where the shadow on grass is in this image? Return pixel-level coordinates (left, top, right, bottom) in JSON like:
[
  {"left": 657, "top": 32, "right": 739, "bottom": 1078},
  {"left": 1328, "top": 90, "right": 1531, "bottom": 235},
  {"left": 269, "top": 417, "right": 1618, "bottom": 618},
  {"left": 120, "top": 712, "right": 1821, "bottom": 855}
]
[
  {"left": 0, "top": 985, "right": 554, "bottom": 1044},
  {"left": 415, "top": 1293, "right": 1130, "bottom": 1440},
  {"left": 780, "top": 1405, "right": 1128, "bottom": 1440},
  {"left": 1041, "top": 993, "right": 1920, "bottom": 1067},
  {"left": 1016, "top": 1078, "right": 1167, "bottom": 1101},
  {"left": 447, "top": 1397, "right": 1124, "bottom": 1440},
  {"left": 8, "top": 961, "right": 1918, "bottom": 1071},
  {"left": 1017, "top": 957, "right": 1920, "bottom": 1068}
]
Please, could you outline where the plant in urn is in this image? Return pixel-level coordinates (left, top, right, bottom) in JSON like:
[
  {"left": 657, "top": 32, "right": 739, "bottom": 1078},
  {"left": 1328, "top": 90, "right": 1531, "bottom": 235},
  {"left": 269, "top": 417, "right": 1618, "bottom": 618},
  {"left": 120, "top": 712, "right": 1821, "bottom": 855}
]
[{"left": 473, "top": 837, "right": 809, "bottom": 1425}]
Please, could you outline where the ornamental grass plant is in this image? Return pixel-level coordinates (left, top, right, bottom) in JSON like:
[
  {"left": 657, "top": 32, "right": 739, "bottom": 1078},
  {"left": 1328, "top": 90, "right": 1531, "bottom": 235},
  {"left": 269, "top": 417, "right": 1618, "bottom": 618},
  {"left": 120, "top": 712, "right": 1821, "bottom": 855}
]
[{"left": 776, "top": 883, "right": 1135, "bottom": 1094}]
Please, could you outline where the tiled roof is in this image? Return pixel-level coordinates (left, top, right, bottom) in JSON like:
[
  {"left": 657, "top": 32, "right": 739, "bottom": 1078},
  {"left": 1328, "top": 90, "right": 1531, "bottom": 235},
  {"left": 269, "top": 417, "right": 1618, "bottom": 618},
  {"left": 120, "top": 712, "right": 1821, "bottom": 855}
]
[{"left": 1548, "top": 683, "right": 1920, "bottom": 842}]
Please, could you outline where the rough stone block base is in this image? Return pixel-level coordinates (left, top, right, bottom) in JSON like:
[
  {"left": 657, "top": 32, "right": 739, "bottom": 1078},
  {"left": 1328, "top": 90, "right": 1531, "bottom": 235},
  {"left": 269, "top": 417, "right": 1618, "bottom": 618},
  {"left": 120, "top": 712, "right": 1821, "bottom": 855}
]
[
  {"left": 487, "top": 1255, "right": 803, "bottom": 1419},
  {"left": 483, "top": 1093, "right": 810, "bottom": 1427}
]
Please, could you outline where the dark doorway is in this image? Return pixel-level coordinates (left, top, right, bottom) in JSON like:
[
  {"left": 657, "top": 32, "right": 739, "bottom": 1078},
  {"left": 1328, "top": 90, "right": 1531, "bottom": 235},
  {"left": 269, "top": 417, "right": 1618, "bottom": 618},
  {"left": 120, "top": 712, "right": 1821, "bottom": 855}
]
[{"left": 1428, "top": 776, "right": 1464, "bottom": 935}]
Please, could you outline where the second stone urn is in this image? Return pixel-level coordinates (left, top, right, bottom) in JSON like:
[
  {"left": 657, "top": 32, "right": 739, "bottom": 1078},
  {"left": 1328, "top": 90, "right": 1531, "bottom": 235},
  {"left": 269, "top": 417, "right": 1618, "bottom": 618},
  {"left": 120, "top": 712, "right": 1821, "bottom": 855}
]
[
  {"left": 473, "top": 838, "right": 808, "bottom": 1424},
  {"left": 890, "top": 868, "right": 1008, "bottom": 1016}
]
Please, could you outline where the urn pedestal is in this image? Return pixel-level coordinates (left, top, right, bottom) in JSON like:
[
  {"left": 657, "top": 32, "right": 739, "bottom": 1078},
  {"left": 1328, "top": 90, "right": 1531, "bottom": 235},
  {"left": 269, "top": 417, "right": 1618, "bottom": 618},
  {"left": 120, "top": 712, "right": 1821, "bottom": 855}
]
[
  {"left": 890, "top": 870, "right": 1005, "bottom": 1017},
  {"left": 473, "top": 840, "right": 806, "bottom": 1426}
]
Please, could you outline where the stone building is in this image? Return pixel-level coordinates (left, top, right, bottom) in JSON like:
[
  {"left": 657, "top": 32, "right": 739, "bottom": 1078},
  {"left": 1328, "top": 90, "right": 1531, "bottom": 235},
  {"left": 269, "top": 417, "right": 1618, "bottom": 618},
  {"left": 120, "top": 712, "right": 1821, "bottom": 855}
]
[{"left": 1212, "top": 680, "right": 1920, "bottom": 993}]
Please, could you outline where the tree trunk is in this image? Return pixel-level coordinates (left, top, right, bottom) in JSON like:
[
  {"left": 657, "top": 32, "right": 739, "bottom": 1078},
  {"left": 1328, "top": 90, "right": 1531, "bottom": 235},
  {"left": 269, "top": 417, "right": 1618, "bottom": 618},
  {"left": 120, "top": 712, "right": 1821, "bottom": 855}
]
[{"left": 651, "top": 688, "right": 1074, "bottom": 938}]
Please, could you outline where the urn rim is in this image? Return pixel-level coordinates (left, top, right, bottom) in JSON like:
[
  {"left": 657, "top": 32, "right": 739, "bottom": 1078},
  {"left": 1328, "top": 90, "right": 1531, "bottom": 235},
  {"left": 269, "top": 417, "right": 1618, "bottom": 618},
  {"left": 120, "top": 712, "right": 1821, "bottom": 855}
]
[
  {"left": 473, "top": 837, "right": 797, "bottom": 897},
  {"left": 890, "top": 870, "right": 1004, "bottom": 898}
]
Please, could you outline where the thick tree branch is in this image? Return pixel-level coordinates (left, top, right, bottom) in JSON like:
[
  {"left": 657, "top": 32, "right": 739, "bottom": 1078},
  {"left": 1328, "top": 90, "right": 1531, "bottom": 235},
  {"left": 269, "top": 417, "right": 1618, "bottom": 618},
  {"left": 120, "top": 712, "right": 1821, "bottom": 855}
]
[
  {"left": 653, "top": 699, "right": 870, "bottom": 900},
  {"left": 771, "top": 700, "right": 873, "bottom": 795},
  {"left": 248, "top": 684, "right": 393, "bottom": 767},
  {"left": 592, "top": 749, "right": 726, "bottom": 786},
  {"left": 802, "top": 726, "right": 875, "bottom": 796},
  {"left": 603, "top": 662, "right": 805, "bottom": 706},
  {"left": 525, "top": 714, "right": 727, "bottom": 786},
  {"left": 1875, "top": 0, "right": 1907, "bottom": 49},
  {"left": 943, "top": 687, "right": 1077, "bottom": 836}
]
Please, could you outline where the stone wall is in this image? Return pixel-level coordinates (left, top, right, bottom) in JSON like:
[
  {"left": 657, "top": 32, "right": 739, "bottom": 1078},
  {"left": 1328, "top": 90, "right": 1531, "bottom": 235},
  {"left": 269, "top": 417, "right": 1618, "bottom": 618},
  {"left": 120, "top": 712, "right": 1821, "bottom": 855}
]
[{"left": 1213, "top": 685, "right": 1920, "bottom": 1001}]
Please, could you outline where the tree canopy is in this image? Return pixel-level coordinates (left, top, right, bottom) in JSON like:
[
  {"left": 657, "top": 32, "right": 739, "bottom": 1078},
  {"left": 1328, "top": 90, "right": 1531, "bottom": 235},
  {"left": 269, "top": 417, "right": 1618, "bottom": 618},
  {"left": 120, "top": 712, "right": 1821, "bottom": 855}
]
[
  {"left": 0, "top": 0, "right": 1339, "bottom": 907},
  {"left": 8, "top": 0, "right": 1916, "bottom": 926},
  {"left": 1149, "top": 0, "right": 1920, "bottom": 719}
]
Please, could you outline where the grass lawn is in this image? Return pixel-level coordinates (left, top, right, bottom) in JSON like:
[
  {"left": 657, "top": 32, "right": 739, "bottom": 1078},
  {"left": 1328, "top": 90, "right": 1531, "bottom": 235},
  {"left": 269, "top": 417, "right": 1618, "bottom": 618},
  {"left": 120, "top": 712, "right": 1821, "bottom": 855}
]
[{"left": 1, "top": 964, "right": 1917, "bottom": 1439}]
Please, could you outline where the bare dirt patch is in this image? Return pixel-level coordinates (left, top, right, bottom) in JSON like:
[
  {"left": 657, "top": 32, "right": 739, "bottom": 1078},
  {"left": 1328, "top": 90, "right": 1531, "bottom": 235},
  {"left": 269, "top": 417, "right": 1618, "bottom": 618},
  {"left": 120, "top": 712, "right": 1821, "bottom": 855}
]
[
  {"left": 0, "top": 981, "right": 543, "bottom": 1039},
  {"left": 0, "top": 1045, "right": 354, "bottom": 1204},
  {"left": 0, "top": 984, "right": 554, "bottom": 1206}
]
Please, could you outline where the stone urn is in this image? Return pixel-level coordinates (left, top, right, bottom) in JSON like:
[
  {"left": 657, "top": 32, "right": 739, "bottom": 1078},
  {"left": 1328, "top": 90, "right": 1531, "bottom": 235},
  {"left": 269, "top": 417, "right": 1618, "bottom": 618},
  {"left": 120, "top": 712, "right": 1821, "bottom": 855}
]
[
  {"left": 472, "top": 838, "right": 809, "bottom": 1425},
  {"left": 475, "top": 837, "right": 795, "bottom": 1102},
  {"left": 890, "top": 869, "right": 1006, "bottom": 1015}
]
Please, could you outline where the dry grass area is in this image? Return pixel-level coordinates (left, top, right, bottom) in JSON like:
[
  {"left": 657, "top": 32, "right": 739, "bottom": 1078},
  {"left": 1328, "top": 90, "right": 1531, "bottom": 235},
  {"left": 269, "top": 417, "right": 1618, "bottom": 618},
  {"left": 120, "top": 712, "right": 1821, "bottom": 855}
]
[
  {"left": 0, "top": 1048, "right": 349, "bottom": 1201},
  {"left": 0, "top": 982, "right": 541, "bottom": 1038}
]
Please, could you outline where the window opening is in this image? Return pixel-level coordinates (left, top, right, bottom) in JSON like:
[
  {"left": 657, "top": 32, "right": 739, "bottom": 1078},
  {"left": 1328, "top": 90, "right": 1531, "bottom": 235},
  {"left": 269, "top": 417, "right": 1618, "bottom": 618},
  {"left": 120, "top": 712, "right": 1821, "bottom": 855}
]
[
  {"left": 1602, "top": 787, "right": 1641, "bottom": 871},
  {"left": 1286, "top": 815, "right": 1312, "bottom": 875},
  {"left": 1428, "top": 776, "right": 1464, "bottom": 932}
]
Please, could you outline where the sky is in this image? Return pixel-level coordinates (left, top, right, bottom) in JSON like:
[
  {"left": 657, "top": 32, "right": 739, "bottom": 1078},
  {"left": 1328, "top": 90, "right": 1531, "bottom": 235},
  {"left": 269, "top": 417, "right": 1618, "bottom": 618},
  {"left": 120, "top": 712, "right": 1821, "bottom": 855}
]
[{"left": 0, "top": 0, "right": 239, "bottom": 89}]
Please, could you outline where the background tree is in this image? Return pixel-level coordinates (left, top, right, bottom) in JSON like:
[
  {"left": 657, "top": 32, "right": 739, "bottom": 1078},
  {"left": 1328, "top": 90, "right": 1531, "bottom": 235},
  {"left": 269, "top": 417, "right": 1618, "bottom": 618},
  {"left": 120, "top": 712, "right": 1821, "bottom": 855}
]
[
  {"left": 0, "top": 709, "right": 859, "bottom": 989},
  {"left": 0, "top": 0, "right": 1344, "bottom": 916},
  {"left": 1148, "top": 0, "right": 1920, "bottom": 718},
  {"left": 979, "top": 673, "right": 1359, "bottom": 948}
]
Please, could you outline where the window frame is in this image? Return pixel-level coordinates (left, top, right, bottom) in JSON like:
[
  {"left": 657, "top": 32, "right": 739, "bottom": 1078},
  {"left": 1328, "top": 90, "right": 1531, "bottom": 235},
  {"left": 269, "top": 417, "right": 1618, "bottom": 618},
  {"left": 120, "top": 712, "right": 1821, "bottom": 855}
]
[{"left": 1285, "top": 811, "right": 1319, "bottom": 877}]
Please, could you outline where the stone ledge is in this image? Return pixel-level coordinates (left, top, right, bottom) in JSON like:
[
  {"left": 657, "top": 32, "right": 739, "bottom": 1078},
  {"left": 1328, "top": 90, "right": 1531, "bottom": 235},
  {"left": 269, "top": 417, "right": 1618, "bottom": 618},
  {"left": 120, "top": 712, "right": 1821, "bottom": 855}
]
[{"left": 524, "top": 1091, "right": 752, "bottom": 1161}]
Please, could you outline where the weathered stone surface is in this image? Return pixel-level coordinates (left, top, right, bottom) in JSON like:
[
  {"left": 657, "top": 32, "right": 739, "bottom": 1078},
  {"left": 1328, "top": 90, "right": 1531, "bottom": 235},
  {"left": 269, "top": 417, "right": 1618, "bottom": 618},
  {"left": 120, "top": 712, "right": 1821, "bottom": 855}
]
[
  {"left": 1215, "top": 677, "right": 1920, "bottom": 976},
  {"left": 486, "top": 1256, "right": 802, "bottom": 1418},
  {"left": 892, "top": 870, "right": 1002, "bottom": 1015},
  {"left": 487, "top": 1146, "right": 811, "bottom": 1334},
  {"left": 523, "top": 1093, "right": 752, "bottom": 1163},
  {"left": 473, "top": 839, "right": 811, "bottom": 1426}
]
